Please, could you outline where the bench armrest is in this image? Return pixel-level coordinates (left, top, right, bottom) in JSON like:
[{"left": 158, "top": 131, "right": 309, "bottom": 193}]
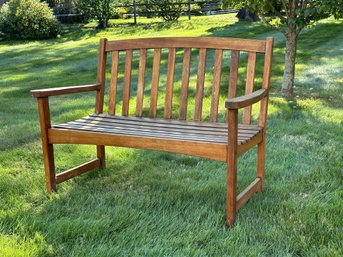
[
  {"left": 30, "top": 84, "right": 100, "bottom": 98},
  {"left": 225, "top": 88, "right": 268, "bottom": 109}
]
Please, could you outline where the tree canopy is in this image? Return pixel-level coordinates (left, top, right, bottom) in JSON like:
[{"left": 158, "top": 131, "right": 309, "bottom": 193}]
[{"left": 226, "top": 0, "right": 343, "bottom": 96}]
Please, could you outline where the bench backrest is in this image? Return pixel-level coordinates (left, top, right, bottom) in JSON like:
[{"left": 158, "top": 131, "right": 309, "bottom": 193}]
[{"left": 95, "top": 37, "right": 273, "bottom": 126}]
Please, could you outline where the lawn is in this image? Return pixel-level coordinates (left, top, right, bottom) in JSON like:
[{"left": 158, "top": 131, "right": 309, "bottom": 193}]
[{"left": 0, "top": 14, "right": 342, "bottom": 256}]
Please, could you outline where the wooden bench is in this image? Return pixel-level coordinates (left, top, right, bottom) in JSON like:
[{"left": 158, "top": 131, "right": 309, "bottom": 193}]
[{"left": 31, "top": 37, "right": 274, "bottom": 227}]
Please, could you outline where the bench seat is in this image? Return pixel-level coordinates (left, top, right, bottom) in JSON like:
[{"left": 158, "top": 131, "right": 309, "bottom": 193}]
[{"left": 50, "top": 114, "right": 262, "bottom": 162}]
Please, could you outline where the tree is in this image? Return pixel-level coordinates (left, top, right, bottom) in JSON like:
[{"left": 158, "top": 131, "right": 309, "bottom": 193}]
[
  {"left": 75, "top": 0, "right": 114, "bottom": 28},
  {"left": 225, "top": 0, "right": 343, "bottom": 96}
]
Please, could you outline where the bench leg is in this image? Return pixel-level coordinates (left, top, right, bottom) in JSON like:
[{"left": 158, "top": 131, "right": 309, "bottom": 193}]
[
  {"left": 97, "top": 145, "right": 106, "bottom": 169},
  {"left": 37, "top": 97, "right": 56, "bottom": 193},
  {"left": 226, "top": 109, "right": 238, "bottom": 227},
  {"left": 42, "top": 143, "right": 56, "bottom": 193},
  {"left": 257, "top": 138, "right": 266, "bottom": 192},
  {"left": 226, "top": 151, "right": 237, "bottom": 227}
]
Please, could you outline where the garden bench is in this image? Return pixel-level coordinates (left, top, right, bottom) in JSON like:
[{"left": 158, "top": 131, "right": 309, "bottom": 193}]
[{"left": 31, "top": 37, "right": 274, "bottom": 227}]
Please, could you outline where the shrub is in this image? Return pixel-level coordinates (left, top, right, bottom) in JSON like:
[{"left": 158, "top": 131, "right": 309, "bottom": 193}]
[
  {"left": 75, "top": 0, "right": 115, "bottom": 28},
  {"left": 149, "top": 0, "right": 183, "bottom": 22},
  {"left": 0, "top": 0, "right": 60, "bottom": 40}
]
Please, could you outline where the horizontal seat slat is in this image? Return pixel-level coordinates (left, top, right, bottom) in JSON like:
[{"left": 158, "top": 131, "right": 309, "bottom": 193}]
[
  {"left": 90, "top": 114, "right": 260, "bottom": 131},
  {"left": 55, "top": 121, "right": 256, "bottom": 143},
  {"left": 60, "top": 119, "right": 257, "bottom": 137},
  {"left": 84, "top": 115, "right": 260, "bottom": 135},
  {"left": 53, "top": 115, "right": 261, "bottom": 146},
  {"left": 54, "top": 124, "right": 239, "bottom": 144},
  {"left": 54, "top": 123, "right": 252, "bottom": 144}
]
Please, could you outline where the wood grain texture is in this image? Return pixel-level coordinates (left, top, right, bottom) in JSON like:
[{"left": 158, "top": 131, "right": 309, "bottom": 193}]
[
  {"left": 225, "top": 89, "right": 268, "bottom": 109},
  {"left": 194, "top": 48, "right": 207, "bottom": 121},
  {"left": 108, "top": 51, "right": 119, "bottom": 115},
  {"left": 164, "top": 48, "right": 176, "bottom": 119},
  {"left": 150, "top": 48, "right": 161, "bottom": 118},
  {"left": 96, "top": 38, "right": 107, "bottom": 114},
  {"left": 49, "top": 128, "right": 228, "bottom": 162},
  {"left": 136, "top": 49, "right": 147, "bottom": 117},
  {"left": 257, "top": 139, "right": 266, "bottom": 191},
  {"left": 179, "top": 48, "right": 191, "bottom": 120},
  {"left": 54, "top": 118, "right": 260, "bottom": 143},
  {"left": 259, "top": 37, "right": 274, "bottom": 128},
  {"left": 37, "top": 97, "right": 56, "bottom": 193},
  {"left": 122, "top": 50, "right": 133, "bottom": 116},
  {"left": 257, "top": 38, "right": 273, "bottom": 192},
  {"left": 106, "top": 37, "right": 266, "bottom": 52},
  {"left": 228, "top": 50, "right": 240, "bottom": 99},
  {"left": 242, "top": 52, "right": 257, "bottom": 124},
  {"left": 210, "top": 49, "right": 223, "bottom": 122},
  {"left": 236, "top": 178, "right": 261, "bottom": 210},
  {"left": 30, "top": 84, "right": 100, "bottom": 98},
  {"left": 226, "top": 109, "right": 238, "bottom": 227},
  {"left": 56, "top": 159, "right": 100, "bottom": 184}
]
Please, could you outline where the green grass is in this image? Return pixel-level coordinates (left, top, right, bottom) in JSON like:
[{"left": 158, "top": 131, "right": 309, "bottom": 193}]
[{"left": 0, "top": 14, "right": 342, "bottom": 256}]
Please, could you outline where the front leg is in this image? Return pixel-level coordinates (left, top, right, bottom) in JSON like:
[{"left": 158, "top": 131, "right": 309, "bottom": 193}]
[
  {"left": 37, "top": 97, "right": 56, "bottom": 193},
  {"left": 226, "top": 109, "right": 238, "bottom": 227}
]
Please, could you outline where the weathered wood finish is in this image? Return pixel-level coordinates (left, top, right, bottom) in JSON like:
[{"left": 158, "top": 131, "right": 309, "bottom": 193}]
[{"left": 31, "top": 37, "right": 274, "bottom": 228}]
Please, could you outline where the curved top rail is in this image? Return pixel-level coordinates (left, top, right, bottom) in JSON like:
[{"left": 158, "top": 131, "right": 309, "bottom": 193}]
[{"left": 105, "top": 37, "right": 267, "bottom": 53}]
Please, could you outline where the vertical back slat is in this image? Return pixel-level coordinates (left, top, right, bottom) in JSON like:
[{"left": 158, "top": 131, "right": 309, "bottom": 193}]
[
  {"left": 108, "top": 50, "right": 119, "bottom": 115},
  {"left": 150, "top": 48, "right": 161, "bottom": 118},
  {"left": 136, "top": 49, "right": 147, "bottom": 117},
  {"left": 179, "top": 48, "right": 191, "bottom": 120},
  {"left": 122, "top": 50, "right": 133, "bottom": 116},
  {"left": 210, "top": 49, "right": 223, "bottom": 122},
  {"left": 242, "top": 52, "right": 257, "bottom": 124},
  {"left": 228, "top": 50, "right": 240, "bottom": 99},
  {"left": 194, "top": 48, "right": 207, "bottom": 121},
  {"left": 164, "top": 48, "right": 176, "bottom": 119},
  {"left": 95, "top": 38, "right": 107, "bottom": 114},
  {"left": 259, "top": 37, "right": 274, "bottom": 127}
]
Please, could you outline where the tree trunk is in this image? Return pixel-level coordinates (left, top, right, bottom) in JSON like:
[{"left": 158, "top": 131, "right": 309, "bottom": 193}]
[{"left": 282, "top": 26, "right": 297, "bottom": 97}]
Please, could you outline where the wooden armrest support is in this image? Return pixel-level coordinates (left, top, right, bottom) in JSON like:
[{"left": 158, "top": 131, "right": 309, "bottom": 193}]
[
  {"left": 225, "top": 89, "right": 268, "bottom": 109},
  {"left": 30, "top": 84, "right": 100, "bottom": 98}
]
